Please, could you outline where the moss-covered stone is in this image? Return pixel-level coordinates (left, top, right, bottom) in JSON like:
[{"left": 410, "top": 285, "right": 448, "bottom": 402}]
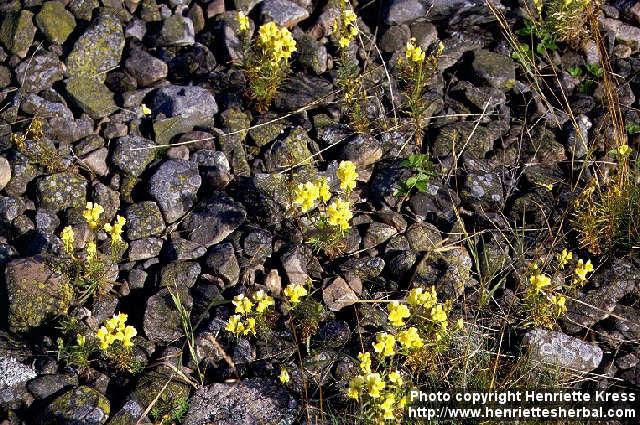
[
  {"left": 133, "top": 368, "right": 190, "bottom": 422},
  {"left": 124, "top": 201, "right": 165, "bottom": 240},
  {"left": 219, "top": 108, "right": 250, "bottom": 176},
  {"left": 36, "top": 171, "right": 87, "bottom": 211},
  {"left": 0, "top": 11, "right": 37, "bottom": 58},
  {"left": 44, "top": 386, "right": 110, "bottom": 425},
  {"left": 65, "top": 77, "right": 117, "bottom": 119},
  {"left": 36, "top": 1, "right": 76, "bottom": 44},
  {"left": 268, "top": 127, "right": 313, "bottom": 170},
  {"left": 248, "top": 113, "right": 286, "bottom": 147},
  {"left": 5, "top": 256, "right": 73, "bottom": 333}
]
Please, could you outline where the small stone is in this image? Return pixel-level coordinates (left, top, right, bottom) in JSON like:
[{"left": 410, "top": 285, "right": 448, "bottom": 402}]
[
  {"left": 144, "top": 287, "right": 192, "bottom": 344},
  {"left": 205, "top": 243, "right": 239, "bottom": 285},
  {"left": 181, "top": 194, "right": 246, "bottom": 247},
  {"left": 36, "top": 1, "right": 76, "bottom": 44},
  {"left": 15, "top": 52, "right": 64, "bottom": 93},
  {"left": 165, "top": 236, "right": 207, "bottom": 261},
  {"left": 273, "top": 73, "right": 333, "bottom": 111},
  {"left": 36, "top": 172, "right": 87, "bottom": 211},
  {"left": 363, "top": 222, "right": 397, "bottom": 250},
  {"left": 148, "top": 159, "right": 202, "bottom": 223},
  {"left": 28, "top": 374, "right": 78, "bottom": 400},
  {"left": 159, "top": 14, "right": 195, "bottom": 46},
  {"left": 405, "top": 221, "right": 441, "bottom": 252},
  {"left": 128, "top": 237, "right": 163, "bottom": 261},
  {"left": 44, "top": 386, "right": 110, "bottom": 425},
  {"left": 0, "top": 11, "right": 37, "bottom": 58},
  {"left": 323, "top": 277, "right": 358, "bottom": 311},
  {"left": 160, "top": 261, "right": 201, "bottom": 289},
  {"left": 280, "top": 246, "right": 310, "bottom": 286},
  {"left": 472, "top": 50, "right": 516, "bottom": 90},
  {"left": 0, "top": 356, "right": 37, "bottom": 395},
  {"left": 341, "top": 134, "right": 383, "bottom": 167},
  {"left": 125, "top": 201, "right": 165, "bottom": 240},
  {"left": 385, "top": 0, "right": 426, "bottom": 25},
  {"left": 268, "top": 127, "right": 312, "bottom": 170},
  {"left": 259, "top": 0, "right": 309, "bottom": 27},
  {"left": 65, "top": 77, "right": 118, "bottom": 119},
  {"left": 81, "top": 147, "right": 109, "bottom": 176},
  {"left": 112, "top": 135, "right": 157, "bottom": 177},
  {"left": 124, "top": 48, "right": 168, "bottom": 87},
  {"left": 0, "top": 156, "right": 11, "bottom": 191},
  {"left": 191, "top": 150, "right": 231, "bottom": 189},
  {"left": 151, "top": 84, "right": 218, "bottom": 120},
  {"left": 524, "top": 329, "right": 603, "bottom": 373},
  {"left": 68, "top": 0, "right": 98, "bottom": 21},
  {"left": 295, "top": 34, "right": 327, "bottom": 74}
]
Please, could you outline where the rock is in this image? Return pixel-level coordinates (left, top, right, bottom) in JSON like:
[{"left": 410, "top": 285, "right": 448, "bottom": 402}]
[
  {"left": 124, "top": 48, "right": 168, "bottom": 86},
  {"left": 341, "top": 134, "right": 383, "bottom": 167},
  {"left": 107, "top": 399, "right": 148, "bottom": 425},
  {"left": 181, "top": 194, "right": 246, "bottom": 247},
  {"left": 273, "top": 73, "right": 333, "bottom": 111},
  {"left": 191, "top": 150, "right": 231, "bottom": 189},
  {"left": 15, "top": 52, "right": 64, "bottom": 93},
  {"left": 385, "top": 0, "right": 426, "bottom": 25},
  {"left": 65, "top": 8, "right": 124, "bottom": 81},
  {"left": 0, "top": 156, "right": 11, "bottom": 190},
  {"left": 44, "top": 386, "right": 110, "bottom": 425},
  {"left": 4, "top": 257, "right": 72, "bottom": 333},
  {"left": 125, "top": 201, "right": 165, "bottom": 240},
  {"left": 165, "top": 235, "right": 207, "bottom": 261},
  {"left": 524, "top": 329, "right": 603, "bottom": 373},
  {"left": 601, "top": 17, "right": 640, "bottom": 52},
  {"left": 159, "top": 14, "right": 195, "bottom": 46},
  {"left": 205, "top": 243, "right": 239, "bottom": 285},
  {"left": 268, "top": 127, "right": 312, "bottom": 170},
  {"left": 472, "top": 50, "right": 516, "bottom": 90},
  {"left": 144, "top": 287, "right": 192, "bottom": 344},
  {"left": 151, "top": 84, "right": 217, "bottom": 121},
  {"left": 132, "top": 368, "right": 190, "bottom": 423},
  {"left": 281, "top": 245, "right": 311, "bottom": 286},
  {"left": 183, "top": 378, "right": 297, "bottom": 425},
  {"left": 148, "top": 159, "right": 202, "bottom": 223},
  {"left": 112, "top": 135, "right": 157, "bottom": 177},
  {"left": 412, "top": 246, "right": 473, "bottom": 298},
  {"left": 218, "top": 108, "right": 250, "bottom": 176},
  {"left": 81, "top": 148, "right": 109, "bottom": 176},
  {"left": 65, "top": 77, "right": 118, "bottom": 119},
  {"left": 128, "top": 237, "right": 163, "bottom": 261},
  {"left": 323, "top": 277, "right": 358, "bottom": 311},
  {"left": 27, "top": 374, "right": 78, "bottom": 400},
  {"left": 363, "top": 222, "right": 397, "bottom": 250},
  {"left": 295, "top": 34, "right": 328, "bottom": 74},
  {"left": 405, "top": 221, "right": 441, "bottom": 252},
  {"left": 0, "top": 11, "right": 37, "bottom": 58},
  {"left": 0, "top": 66, "right": 10, "bottom": 88},
  {"left": 0, "top": 356, "right": 37, "bottom": 407},
  {"left": 68, "top": 0, "right": 98, "bottom": 21},
  {"left": 36, "top": 172, "right": 87, "bottom": 211},
  {"left": 380, "top": 25, "right": 411, "bottom": 53},
  {"left": 160, "top": 261, "right": 201, "bottom": 289},
  {"left": 314, "top": 320, "right": 351, "bottom": 348},
  {"left": 259, "top": 0, "right": 310, "bottom": 27},
  {"left": 460, "top": 160, "right": 505, "bottom": 211},
  {"left": 36, "top": 1, "right": 76, "bottom": 44}
]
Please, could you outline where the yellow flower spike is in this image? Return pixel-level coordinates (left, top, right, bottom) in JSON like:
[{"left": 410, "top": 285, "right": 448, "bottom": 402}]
[
  {"left": 279, "top": 367, "right": 290, "bottom": 384},
  {"left": 387, "top": 301, "right": 410, "bottom": 327},
  {"left": 347, "top": 375, "right": 364, "bottom": 400},
  {"left": 372, "top": 332, "right": 396, "bottom": 357},
  {"left": 225, "top": 315, "right": 242, "bottom": 333},
  {"left": 244, "top": 317, "right": 256, "bottom": 335},
  {"left": 253, "top": 290, "right": 275, "bottom": 313},
  {"left": 430, "top": 304, "right": 448, "bottom": 324},
  {"left": 141, "top": 103, "right": 151, "bottom": 116},
  {"left": 61, "top": 226, "right": 75, "bottom": 254},
  {"left": 104, "top": 215, "right": 126, "bottom": 244},
  {"left": 122, "top": 325, "right": 137, "bottom": 348},
  {"left": 86, "top": 242, "right": 97, "bottom": 261},
  {"left": 364, "top": 373, "right": 385, "bottom": 398},
  {"left": 232, "top": 294, "right": 254, "bottom": 315},
  {"left": 358, "top": 351, "right": 371, "bottom": 374},
  {"left": 338, "top": 37, "right": 350, "bottom": 48},
  {"left": 293, "top": 181, "right": 320, "bottom": 213},
  {"left": 529, "top": 273, "right": 551, "bottom": 293},
  {"left": 397, "top": 326, "right": 424, "bottom": 349},
  {"left": 83, "top": 202, "right": 104, "bottom": 229},
  {"left": 326, "top": 198, "right": 352, "bottom": 231},
  {"left": 76, "top": 334, "right": 85, "bottom": 347},
  {"left": 556, "top": 248, "right": 573, "bottom": 269},
  {"left": 380, "top": 394, "right": 396, "bottom": 420},
  {"left": 284, "top": 284, "right": 308, "bottom": 304},
  {"left": 96, "top": 326, "right": 110, "bottom": 350},
  {"left": 315, "top": 178, "right": 331, "bottom": 203},
  {"left": 337, "top": 160, "right": 358, "bottom": 192},
  {"left": 388, "top": 371, "right": 403, "bottom": 386},
  {"left": 238, "top": 11, "right": 250, "bottom": 32}
]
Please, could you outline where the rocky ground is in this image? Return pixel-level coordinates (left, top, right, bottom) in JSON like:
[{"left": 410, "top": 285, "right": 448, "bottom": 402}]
[{"left": 0, "top": 0, "right": 640, "bottom": 424}]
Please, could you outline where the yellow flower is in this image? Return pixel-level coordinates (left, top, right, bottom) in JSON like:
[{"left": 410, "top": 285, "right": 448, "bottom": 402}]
[
  {"left": 380, "top": 394, "right": 396, "bottom": 420},
  {"left": 358, "top": 351, "right": 371, "bottom": 374},
  {"left": 293, "top": 181, "right": 319, "bottom": 212},
  {"left": 529, "top": 273, "right": 551, "bottom": 293},
  {"left": 315, "top": 178, "right": 331, "bottom": 203},
  {"left": 96, "top": 326, "right": 111, "bottom": 350},
  {"left": 337, "top": 160, "right": 358, "bottom": 192},
  {"left": 122, "top": 325, "right": 137, "bottom": 348},
  {"left": 456, "top": 318, "right": 464, "bottom": 330},
  {"left": 373, "top": 332, "right": 396, "bottom": 357},
  {"left": 232, "top": 294, "right": 253, "bottom": 315},
  {"left": 343, "top": 10, "right": 357, "bottom": 26},
  {"left": 86, "top": 242, "right": 97, "bottom": 261},
  {"left": 279, "top": 367, "right": 290, "bottom": 384},
  {"left": 550, "top": 294, "right": 567, "bottom": 314},
  {"left": 387, "top": 301, "right": 410, "bottom": 327},
  {"left": 83, "top": 202, "right": 104, "bottom": 229},
  {"left": 244, "top": 317, "right": 256, "bottom": 335},
  {"left": 326, "top": 198, "right": 352, "bottom": 231},
  {"left": 574, "top": 259, "right": 593, "bottom": 281},
  {"left": 407, "top": 286, "right": 437, "bottom": 309},
  {"left": 347, "top": 375, "right": 364, "bottom": 400},
  {"left": 430, "top": 304, "right": 448, "bottom": 324},
  {"left": 104, "top": 215, "right": 126, "bottom": 244},
  {"left": 61, "top": 226, "right": 75, "bottom": 254},
  {"left": 257, "top": 22, "right": 296, "bottom": 64},
  {"left": 253, "top": 290, "right": 275, "bottom": 313},
  {"left": 284, "top": 284, "right": 308, "bottom": 304},
  {"left": 76, "top": 334, "right": 85, "bottom": 347},
  {"left": 238, "top": 11, "right": 250, "bottom": 32},
  {"left": 388, "top": 371, "right": 403, "bottom": 386},
  {"left": 556, "top": 248, "right": 573, "bottom": 269},
  {"left": 338, "top": 37, "right": 350, "bottom": 48},
  {"left": 397, "top": 326, "right": 424, "bottom": 349},
  {"left": 225, "top": 315, "right": 242, "bottom": 333},
  {"left": 365, "top": 373, "right": 385, "bottom": 398},
  {"left": 141, "top": 103, "right": 151, "bottom": 116}
]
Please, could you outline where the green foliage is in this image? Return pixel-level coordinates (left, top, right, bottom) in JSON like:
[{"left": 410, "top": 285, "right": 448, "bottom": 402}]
[
  {"left": 626, "top": 122, "right": 640, "bottom": 135},
  {"left": 567, "top": 65, "right": 583, "bottom": 77},
  {"left": 169, "top": 286, "right": 203, "bottom": 385},
  {"left": 585, "top": 63, "right": 603, "bottom": 78},
  {"left": 515, "top": 19, "right": 558, "bottom": 56},
  {"left": 150, "top": 396, "right": 190, "bottom": 425},
  {"left": 11, "top": 117, "right": 66, "bottom": 173},
  {"left": 394, "top": 154, "right": 437, "bottom": 197}
]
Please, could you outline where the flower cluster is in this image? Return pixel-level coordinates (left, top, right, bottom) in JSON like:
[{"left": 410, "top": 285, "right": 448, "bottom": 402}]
[
  {"left": 96, "top": 313, "right": 137, "bottom": 350},
  {"left": 257, "top": 22, "right": 296, "bottom": 65},
  {"left": 336, "top": 160, "right": 358, "bottom": 192},
  {"left": 83, "top": 202, "right": 104, "bottom": 229},
  {"left": 284, "top": 283, "right": 308, "bottom": 305},
  {"left": 61, "top": 226, "right": 75, "bottom": 255},
  {"left": 405, "top": 38, "right": 426, "bottom": 63},
  {"left": 104, "top": 215, "right": 126, "bottom": 245},
  {"left": 238, "top": 11, "right": 250, "bottom": 32},
  {"left": 332, "top": 1, "right": 358, "bottom": 48},
  {"left": 225, "top": 290, "right": 275, "bottom": 336}
]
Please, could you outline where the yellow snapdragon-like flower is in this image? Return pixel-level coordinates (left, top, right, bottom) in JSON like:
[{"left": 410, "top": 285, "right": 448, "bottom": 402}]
[
  {"left": 96, "top": 326, "right": 113, "bottom": 350},
  {"left": 388, "top": 371, "right": 403, "bottom": 386},
  {"left": 574, "top": 258, "right": 593, "bottom": 282},
  {"left": 556, "top": 248, "right": 573, "bottom": 269},
  {"left": 97, "top": 313, "right": 136, "bottom": 350},
  {"left": 61, "top": 226, "right": 75, "bottom": 254},
  {"left": 407, "top": 286, "right": 437, "bottom": 309},
  {"left": 225, "top": 314, "right": 242, "bottom": 333},
  {"left": 284, "top": 283, "right": 308, "bottom": 304},
  {"left": 397, "top": 326, "right": 424, "bottom": 349},
  {"left": 326, "top": 199, "right": 352, "bottom": 231},
  {"left": 257, "top": 22, "right": 296, "bottom": 64},
  {"left": 315, "top": 178, "right": 331, "bottom": 203},
  {"left": 86, "top": 242, "right": 97, "bottom": 261},
  {"left": 83, "top": 202, "right": 104, "bottom": 229},
  {"left": 430, "top": 304, "right": 448, "bottom": 324},
  {"left": 617, "top": 144, "right": 632, "bottom": 158},
  {"left": 238, "top": 11, "right": 250, "bottom": 32},
  {"left": 529, "top": 273, "right": 551, "bottom": 293},
  {"left": 232, "top": 294, "right": 254, "bottom": 314},
  {"left": 373, "top": 332, "right": 396, "bottom": 357},
  {"left": 337, "top": 160, "right": 358, "bottom": 192},
  {"left": 550, "top": 294, "right": 567, "bottom": 314},
  {"left": 358, "top": 351, "right": 371, "bottom": 374},
  {"left": 294, "top": 181, "right": 320, "bottom": 213},
  {"left": 380, "top": 394, "right": 396, "bottom": 420},
  {"left": 253, "top": 290, "right": 275, "bottom": 313},
  {"left": 347, "top": 375, "right": 364, "bottom": 400},
  {"left": 365, "top": 373, "right": 385, "bottom": 398},
  {"left": 104, "top": 215, "right": 126, "bottom": 244},
  {"left": 405, "top": 38, "right": 426, "bottom": 63},
  {"left": 279, "top": 367, "right": 290, "bottom": 384},
  {"left": 387, "top": 301, "right": 410, "bottom": 327}
]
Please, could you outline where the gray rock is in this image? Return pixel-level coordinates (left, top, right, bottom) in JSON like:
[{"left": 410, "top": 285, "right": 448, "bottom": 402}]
[
  {"left": 460, "top": 160, "right": 505, "bottom": 211},
  {"left": 125, "top": 201, "right": 165, "bottom": 240},
  {"left": 218, "top": 108, "right": 250, "bottom": 176},
  {"left": 148, "top": 159, "right": 202, "bottom": 223},
  {"left": 15, "top": 52, "right": 64, "bottom": 93},
  {"left": 68, "top": 0, "right": 98, "bottom": 21},
  {"left": 36, "top": 1, "right": 76, "bottom": 44},
  {"left": 144, "top": 287, "right": 192, "bottom": 344},
  {"left": 165, "top": 236, "right": 207, "bottom": 261},
  {"left": 112, "top": 135, "right": 157, "bottom": 177},
  {"left": 524, "top": 329, "right": 603, "bottom": 373},
  {"left": 183, "top": 378, "right": 297, "bottom": 425},
  {"left": 65, "top": 9, "right": 124, "bottom": 81},
  {"left": 380, "top": 25, "right": 411, "bottom": 53},
  {"left": 27, "top": 374, "right": 78, "bottom": 400},
  {"left": 281, "top": 246, "right": 310, "bottom": 286},
  {"left": 601, "top": 17, "right": 640, "bottom": 52},
  {"left": 65, "top": 77, "right": 118, "bottom": 119},
  {"left": 385, "top": 0, "right": 426, "bottom": 25},
  {"left": 259, "top": 0, "right": 310, "bottom": 27},
  {"left": 160, "top": 261, "right": 201, "bottom": 289},
  {"left": 0, "top": 356, "right": 37, "bottom": 406},
  {"left": 36, "top": 172, "right": 87, "bottom": 211},
  {"left": 159, "top": 14, "right": 195, "bottom": 46},
  {"left": 205, "top": 243, "right": 239, "bottom": 285},
  {"left": 412, "top": 246, "right": 472, "bottom": 298},
  {"left": 0, "top": 156, "right": 11, "bottom": 191},
  {"left": 341, "top": 134, "right": 383, "bottom": 167},
  {"left": 405, "top": 221, "right": 441, "bottom": 252},
  {"left": 323, "top": 277, "right": 358, "bottom": 311},
  {"left": 81, "top": 147, "right": 109, "bottom": 176},
  {"left": 0, "top": 11, "right": 37, "bottom": 58},
  {"left": 274, "top": 73, "right": 333, "bottom": 111},
  {"left": 181, "top": 194, "right": 246, "bottom": 247},
  {"left": 363, "top": 222, "right": 397, "bottom": 250},
  {"left": 124, "top": 48, "right": 168, "bottom": 86},
  {"left": 44, "top": 386, "right": 110, "bottom": 425},
  {"left": 472, "top": 50, "right": 516, "bottom": 90},
  {"left": 191, "top": 150, "right": 231, "bottom": 189},
  {"left": 128, "top": 237, "right": 163, "bottom": 261},
  {"left": 151, "top": 84, "right": 218, "bottom": 120},
  {"left": 296, "top": 34, "right": 328, "bottom": 74},
  {"left": 268, "top": 127, "right": 312, "bottom": 170}
]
